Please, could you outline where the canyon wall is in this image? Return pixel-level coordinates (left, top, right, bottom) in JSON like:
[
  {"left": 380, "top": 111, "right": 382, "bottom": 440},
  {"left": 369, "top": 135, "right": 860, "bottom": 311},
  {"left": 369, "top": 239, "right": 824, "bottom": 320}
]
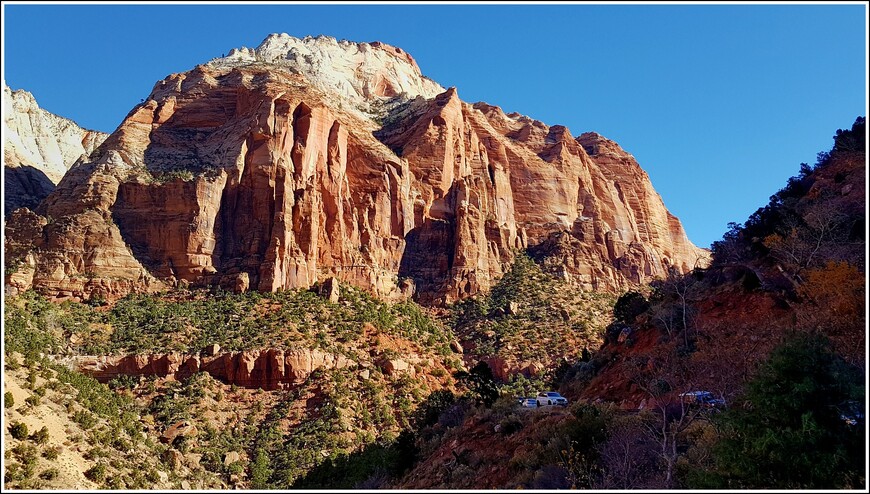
[{"left": 4, "top": 35, "right": 707, "bottom": 304}]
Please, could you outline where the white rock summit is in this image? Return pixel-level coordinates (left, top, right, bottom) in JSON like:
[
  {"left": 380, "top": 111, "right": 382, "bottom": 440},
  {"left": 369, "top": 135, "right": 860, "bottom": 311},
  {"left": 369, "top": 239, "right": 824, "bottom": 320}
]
[
  {"left": 209, "top": 34, "right": 445, "bottom": 114},
  {"left": 3, "top": 83, "right": 108, "bottom": 214},
  {"left": 3, "top": 84, "right": 107, "bottom": 184}
]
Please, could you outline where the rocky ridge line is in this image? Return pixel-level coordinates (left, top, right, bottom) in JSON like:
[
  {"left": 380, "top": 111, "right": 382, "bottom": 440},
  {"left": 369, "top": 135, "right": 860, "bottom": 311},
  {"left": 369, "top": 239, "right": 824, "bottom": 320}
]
[
  {"left": 3, "top": 83, "right": 108, "bottom": 215},
  {"left": 4, "top": 34, "right": 707, "bottom": 304}
]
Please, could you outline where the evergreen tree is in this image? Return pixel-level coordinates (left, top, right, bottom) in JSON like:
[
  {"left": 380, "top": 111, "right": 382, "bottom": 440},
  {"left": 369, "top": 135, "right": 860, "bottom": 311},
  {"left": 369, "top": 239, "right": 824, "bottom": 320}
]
[{"left": 698, "top": 334, "right": 864, "bottom": 489}]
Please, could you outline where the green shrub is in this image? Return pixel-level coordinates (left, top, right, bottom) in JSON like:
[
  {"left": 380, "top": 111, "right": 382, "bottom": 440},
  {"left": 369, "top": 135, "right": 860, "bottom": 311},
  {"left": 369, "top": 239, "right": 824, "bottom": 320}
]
[
  {"left": 146, "top": 468, "right": 161, "bottom": 483},
  {"left": 613, "top": 291, "right": 650, "bottom": 324},
  {"left": 9, "top": 422, "right": 28, "bottom": 440},
  {"left": 455, "top": 361, "right": 499, "bottom": 406},
  {"left": 31, "top": 426, "right": 49, "bottom": 445},
  {"left": 4, "top": 391, "right": 14, "bottom": 408},
  {"left": 10, "top": 443, "right": 39, "bottom": 482},
  {"left": 3, "top": 292, "right": 63, "bottom": 357},
  {"left": 498, "top": 415, "right": 524, "bottom": 435},
  {"left": 696, "top": 335, "right": 865, "bottom": 489},
  {"left": 39, "top": 468, "right": 59, "bottom": 481},
  {"left": 84, "top": 463, "right": 107, "bottom": 483},
  {"left": 12, "top": 443, "right": 39, "bottom": 464},
  {"left": 4, "top": 463, "right": 25, "bottom": 483},
  {"left": 414, "top": 390, "right": 456, "bottom": 428},
  {"left": 73, "top": 410, "right": 98, "bottom": 430},
  {"left": 250, "top": 449, "right": 273, "bottom": 489},
  {"left": 108, "top": 374, "right": 139, "bottom": 390},
  {"left": 42, "top": 446, "right": 61, "bottom": 460}
]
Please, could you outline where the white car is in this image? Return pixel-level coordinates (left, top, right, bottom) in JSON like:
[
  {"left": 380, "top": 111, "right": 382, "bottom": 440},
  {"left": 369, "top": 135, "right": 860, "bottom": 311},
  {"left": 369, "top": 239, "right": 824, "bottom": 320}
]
[
  {"left": 536, "top": 392, "right": 568, "bottom": 407},
  {"left": 518, "top": 397, "right": 538, "bottom": 408}
]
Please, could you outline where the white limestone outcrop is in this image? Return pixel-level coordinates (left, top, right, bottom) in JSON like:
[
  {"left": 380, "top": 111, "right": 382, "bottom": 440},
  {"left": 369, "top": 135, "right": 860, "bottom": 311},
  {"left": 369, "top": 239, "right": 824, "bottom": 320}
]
[
  {"left": 4, "top": 83, "right": 108, "bottom": 183},
  {"left": 209, "top": 34, "right": 444, "bottom": 117}
]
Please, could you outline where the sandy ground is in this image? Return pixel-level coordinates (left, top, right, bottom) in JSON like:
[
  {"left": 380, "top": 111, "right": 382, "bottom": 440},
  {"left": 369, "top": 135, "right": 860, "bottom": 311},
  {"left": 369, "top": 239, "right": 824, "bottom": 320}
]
[{"left": 3, "top": 365, "right": 97, "bottom": 489}]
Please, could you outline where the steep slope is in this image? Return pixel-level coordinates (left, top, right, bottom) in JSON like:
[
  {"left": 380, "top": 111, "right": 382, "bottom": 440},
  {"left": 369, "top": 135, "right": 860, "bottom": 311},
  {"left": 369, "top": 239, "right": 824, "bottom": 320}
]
[
  {"left": 4, "top": 34, "right": 705, "bottom": 305},
  {"left": 388, "top": 118, "right": 866, "bottom": 492},
  {"left": 3, "top": 84, "right": 108, "bottom": 215},
  {"left": 376, "top": 96, "right": 707, "bottom": 303},
  {"left": 577, "top": 117, "right": 866, "bottom": 409},
  {"left": 3, "top": 285, "right": 460, "bottom": 490}
]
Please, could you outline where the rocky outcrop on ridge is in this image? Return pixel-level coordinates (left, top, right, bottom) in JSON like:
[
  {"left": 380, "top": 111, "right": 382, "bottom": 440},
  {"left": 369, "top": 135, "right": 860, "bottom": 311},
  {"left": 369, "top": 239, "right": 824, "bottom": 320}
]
[
  {"left": 4, "top": 34, "right": 706, "bottom": 304},
  {"left": 70, "top": 346, "right": 439, "bottom": 390},
  {"left": 72, "top": 348, "right": 355, "bottom": 390},
  {"left": 3, "top": 83, "right": 108, "bottom": 215},
  {"left": 211, "top": 34, "right": 445, "bottom": 120}
]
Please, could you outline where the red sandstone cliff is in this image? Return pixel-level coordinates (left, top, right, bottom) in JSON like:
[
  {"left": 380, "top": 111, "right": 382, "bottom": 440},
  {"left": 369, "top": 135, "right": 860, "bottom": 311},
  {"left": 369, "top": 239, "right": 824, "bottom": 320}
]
[
  {"left": 71, "top": 346, "right": 444, "bottom": 391},
  {"left": 4, "top": 34, "right": 707, "bottom": 304}
]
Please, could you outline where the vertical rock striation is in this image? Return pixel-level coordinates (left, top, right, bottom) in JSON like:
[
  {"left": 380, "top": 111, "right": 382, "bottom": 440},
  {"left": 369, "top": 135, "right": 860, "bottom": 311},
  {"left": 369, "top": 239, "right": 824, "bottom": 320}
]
[{"left": 4, "top": 34, "right": 707, "bottom": 304}]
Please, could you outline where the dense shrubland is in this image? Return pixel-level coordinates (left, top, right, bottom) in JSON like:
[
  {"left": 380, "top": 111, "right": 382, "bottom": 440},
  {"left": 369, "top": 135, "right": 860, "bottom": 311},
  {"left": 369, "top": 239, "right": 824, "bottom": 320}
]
[
  {"left": 5, "top": 283, "right": 455, "bottom": 361},
  {"left": 452, "top": 253, "right": 613, "bottom": 369},
  {"left": 4, "top": 282, "right": 460, "bottom": 489}
]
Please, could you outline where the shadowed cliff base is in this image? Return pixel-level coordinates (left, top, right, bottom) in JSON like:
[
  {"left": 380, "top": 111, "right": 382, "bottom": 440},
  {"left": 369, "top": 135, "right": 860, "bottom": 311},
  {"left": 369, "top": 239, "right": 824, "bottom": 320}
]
[{"left": 4, "top": 165, "right": 55, "bottom": 216}]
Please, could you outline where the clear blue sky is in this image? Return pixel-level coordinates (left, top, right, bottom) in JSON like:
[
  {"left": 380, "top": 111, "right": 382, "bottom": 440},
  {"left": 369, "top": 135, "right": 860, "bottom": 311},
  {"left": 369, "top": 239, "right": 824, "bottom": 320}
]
[{"left": 3, "top": 3, "right": 866, "bottom": 249}]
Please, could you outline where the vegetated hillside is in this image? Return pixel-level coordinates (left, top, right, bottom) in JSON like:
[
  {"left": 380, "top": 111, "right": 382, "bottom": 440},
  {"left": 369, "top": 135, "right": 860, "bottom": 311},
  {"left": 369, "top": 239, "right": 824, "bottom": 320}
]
[
  {"left": 570, "top": 117, "right": 866, "bottom": 488},
  {"left": 4, "top": 249, "right": 620, "bottom": 489},
  {"left": 451, "top": 253, "right": 614, "bottom": 382},
  {"left": 3, "top": 282, "right": 462, "bottom": 489},
  {"left": 3, "top": 352, "right": 224, "bottom": 490},
  {"left": 581, "top": 116, "right": 865, "bottom": 403}
]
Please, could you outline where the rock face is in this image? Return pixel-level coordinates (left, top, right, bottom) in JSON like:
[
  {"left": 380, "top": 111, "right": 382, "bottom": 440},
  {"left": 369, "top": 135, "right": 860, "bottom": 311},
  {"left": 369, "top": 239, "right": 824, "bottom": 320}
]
[
  {"left": 73, "top": 348, "right": 354, "bottom": 390},
  {"left": 161, "top": 420, "right": 198, "bottom": 444},
  {"left": 376, "top": 94, "right": 708, "bottom": 301},
  {"left": 5, "top": 34, "right": 706, "bottom": 304},
  {"left": 3, "top": 83, "right": 108, "bottom": 215},
  {"left": 214, "top": 34, "right": 444, "bottom": 119}
]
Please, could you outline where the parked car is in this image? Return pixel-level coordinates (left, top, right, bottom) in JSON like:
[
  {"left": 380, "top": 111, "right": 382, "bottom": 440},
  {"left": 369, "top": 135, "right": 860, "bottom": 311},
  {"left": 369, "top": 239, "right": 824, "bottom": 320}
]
[
  {"left": 518, "top": 397, "right": 538, "bottom": 408},
  {"left": 536, "top": 392, "right": 568, "bottom": 407},
  {"left": 837, "top": 400, "right": 864, "bottom": 426},
  {"left": 679, "top": 391, "right": 726, "bottom": 409}
]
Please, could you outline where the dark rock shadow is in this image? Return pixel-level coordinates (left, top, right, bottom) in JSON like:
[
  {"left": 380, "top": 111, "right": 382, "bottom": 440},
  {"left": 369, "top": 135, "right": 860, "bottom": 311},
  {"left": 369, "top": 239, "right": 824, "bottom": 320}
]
[
  {"left": 4, "top": 165, "right": 56, "bottom": 216},
  {"left": 398, "top": 217, "right": 455, "bottom": 305}
]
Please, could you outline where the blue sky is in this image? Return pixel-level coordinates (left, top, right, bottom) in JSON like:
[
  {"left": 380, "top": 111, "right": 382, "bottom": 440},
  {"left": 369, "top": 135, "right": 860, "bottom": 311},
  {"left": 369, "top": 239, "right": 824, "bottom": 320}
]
[{"left": 2, "top": 3, "right": 866, "bottom": 248}]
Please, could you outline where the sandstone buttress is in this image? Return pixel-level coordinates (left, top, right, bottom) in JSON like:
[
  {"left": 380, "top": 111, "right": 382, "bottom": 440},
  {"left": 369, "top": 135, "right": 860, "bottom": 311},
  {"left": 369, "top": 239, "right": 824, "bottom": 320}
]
[{"left": 4, "top": 34, "right": 707, "bottom": 304}]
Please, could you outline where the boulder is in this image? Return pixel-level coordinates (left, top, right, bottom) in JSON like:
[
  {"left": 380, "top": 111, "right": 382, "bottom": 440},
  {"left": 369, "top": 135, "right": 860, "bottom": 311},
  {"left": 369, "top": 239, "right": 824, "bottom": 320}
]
[
  {"left": 161, "top": 420, "right": 198, "bottom": 445},
  {"left": 203, "top": 344, "right": 221, "bottom": 357},
  {"left": 223, "top": 451, "right": 241, "bottom": 467},
  {"left": 381, "top": 358, "right": 414, "bottom": 377},
  {"left": 185, "top": 453, "right": 202, "bottom": 468},
  {"left": 320, "top": 277, "right": 340, "bottom": 303}
]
